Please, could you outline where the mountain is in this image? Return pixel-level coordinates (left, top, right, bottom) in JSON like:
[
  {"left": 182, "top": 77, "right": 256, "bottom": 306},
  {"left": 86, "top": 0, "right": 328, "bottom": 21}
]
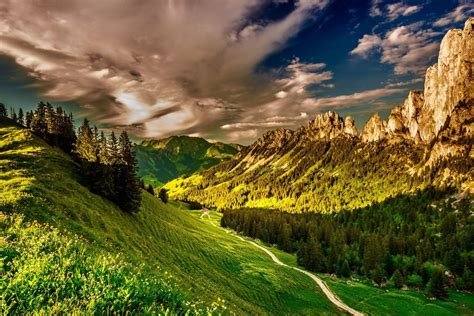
[
  {"left": 164, "top": 18, "right": 474, "bottom": 212},
  {"left": 136, "top": 135, "right": 242, "bottom": 187},
  {"left": 0, "top": 116, "right": 345, "bottom": 314}
]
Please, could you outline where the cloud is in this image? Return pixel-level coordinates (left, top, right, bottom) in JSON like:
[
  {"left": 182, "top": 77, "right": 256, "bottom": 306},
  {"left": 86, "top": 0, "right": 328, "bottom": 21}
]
[
  {"left": 384, "top": 77, "right": 423, "bottom": 88},
  {"left": 301, "top": 88, "right": 404, "bottom": 108},
  {"left": 276, "top": 57, "right": 333, "bottom": 94},
  {"left": 351, "top": 22, "right": 440, "bottom": 74},
  {"left": 221, "top": 112, "right": 308, "bottom": 129},
  {"left": 386, "top": 2, "right": 421, "bottom": 21},
  {"left": 350, "top": 34, "right": 382, "bottom": 58},
  {"left": 0, "top": 0, "right": 330, "bottom": 141},
  {"left": 433, "top": 3, "right": 474, "bottom": 27},
  {"left": 369, "top": 0, "right": 383, "bottom": 17}
]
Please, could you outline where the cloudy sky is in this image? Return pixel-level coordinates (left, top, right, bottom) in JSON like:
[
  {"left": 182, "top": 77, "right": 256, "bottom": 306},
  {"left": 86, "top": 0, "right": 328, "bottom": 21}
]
[{"left": 0, "top": 0, "right": 472, "bottom": 144}]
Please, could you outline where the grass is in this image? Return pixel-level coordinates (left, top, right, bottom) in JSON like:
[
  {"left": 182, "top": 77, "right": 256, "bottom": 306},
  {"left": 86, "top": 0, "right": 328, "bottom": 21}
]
[{"left": 0, "top": 120, "right": 340, "bottom": 314}]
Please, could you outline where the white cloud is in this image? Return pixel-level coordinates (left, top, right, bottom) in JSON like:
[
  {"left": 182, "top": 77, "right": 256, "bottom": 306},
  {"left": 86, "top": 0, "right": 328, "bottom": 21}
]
[
  {"left": 386, "top": 2, "right": 421, "bottom": 21},
  {"left": 350, "top": 34, "right": 382, "bottom": 58},
  {"left": 277, "top": 57, "right": 333, "bottom": 94},
  {"left": 302, "top": 88, "right": 404, "bottom": 108},
  {"left": 384, "top": 77, "right": 423, "bottom": 88},
  {"left": 433, "top": 3, "right": 474, "bottom": 27},
  {"left": 351, "top": 22, "right": 440, "bottom": 74}
]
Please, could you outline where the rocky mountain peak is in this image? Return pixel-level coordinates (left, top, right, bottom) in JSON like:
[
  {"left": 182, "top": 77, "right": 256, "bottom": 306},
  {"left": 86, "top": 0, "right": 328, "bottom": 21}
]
[
  {"left": 256, "top": 128, "right": 294, "bottom": 149},
  {"left": 361, "top": 113, "right": 387, "bottom": 142},
  {"left": 302, "top": 111, "right": 358, "bottom": 140},
  {"left": 362, "top": 17, "right": 474, "bottom": 143}
]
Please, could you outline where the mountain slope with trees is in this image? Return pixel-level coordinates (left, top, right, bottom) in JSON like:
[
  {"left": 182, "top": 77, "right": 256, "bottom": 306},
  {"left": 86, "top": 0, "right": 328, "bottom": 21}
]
[
  {"left": 0, "top": 116, "right": 342, "bottom": 314},
  {"left": 164, "top": 18, "right": 474, "bottom": 213},
  {"left": 136, "top": 135, "right": 242, "bottom": 187}
]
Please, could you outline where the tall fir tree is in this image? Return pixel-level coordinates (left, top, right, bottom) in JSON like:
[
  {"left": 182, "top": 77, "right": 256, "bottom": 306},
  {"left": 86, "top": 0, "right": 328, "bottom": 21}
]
[
  {"left": 25, "top": 111, "right": 33, "bottom": 128},
  {"left": 0, "top": 103, "right": 6, "bottom": 116},
  {"left": 17, "top": 108, "right": 24, "bottom": 126},
  {"left": 114, "top": 131, "right": 141, "bottom": 213},
  {"left": 30, "top": 102, "right": 48, "bottom": 139}
]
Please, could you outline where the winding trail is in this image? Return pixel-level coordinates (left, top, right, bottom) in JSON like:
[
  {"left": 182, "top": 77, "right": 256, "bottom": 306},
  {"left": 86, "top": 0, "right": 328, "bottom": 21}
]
[{"left": 208, "top": 218, "right": 364, "bottom": 316}]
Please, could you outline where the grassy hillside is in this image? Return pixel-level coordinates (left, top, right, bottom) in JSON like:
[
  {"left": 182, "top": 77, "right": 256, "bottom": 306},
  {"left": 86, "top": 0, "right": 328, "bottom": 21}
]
[
  {"left": 0, "top": 119, "right": 339, "bottom": 314},
  {"left": 136, "top": 135, "right": 241, "bottom": 187}
]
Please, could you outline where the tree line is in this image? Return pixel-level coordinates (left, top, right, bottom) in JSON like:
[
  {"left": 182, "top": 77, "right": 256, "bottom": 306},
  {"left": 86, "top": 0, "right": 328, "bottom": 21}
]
[
  {"left": 221, "top": 188, "right": 474, "bottom": 299},
  {"left": 1, "top": 102, "right": 141, "bottom": 213}
]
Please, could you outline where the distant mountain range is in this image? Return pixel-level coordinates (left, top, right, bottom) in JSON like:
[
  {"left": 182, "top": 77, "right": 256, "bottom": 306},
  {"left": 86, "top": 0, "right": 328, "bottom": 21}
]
[
  {"left": 136, "top": 135, "right": 243, "bottom": 187},
  {"left": 164, "top": 18, "right": 474, "bottom": 212}
]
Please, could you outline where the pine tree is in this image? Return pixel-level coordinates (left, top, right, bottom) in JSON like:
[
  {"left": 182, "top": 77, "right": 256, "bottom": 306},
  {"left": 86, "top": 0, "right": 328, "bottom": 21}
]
[
  {"left": 25, "top": 111, "right": 33, "bottom": 128},
  {"left": 18, "top": 108, "right": 24, "bottom": 126},
  {"left": 74, "top": 118, "right": 95, "bottom": 161},
  {"left": 392, "top": 269, "right": 404, "bottom": 289},
  {"left": 0, "top": 103, "right": 6, "bottom": 116},
  {"left": 114, "top": 131, "right": 141, "bottom": 213},
  {"left": 159, "top": 188, "right": 168, "bottom": 203},
  {"left": 10, "top": 108, "right": 17, "bottom": 122},
  {"left": 30, "top": 102, "right": 48, "bottom": 138},
  {"left": 427, "top": 269, "right": 448, "bottom": 299}
]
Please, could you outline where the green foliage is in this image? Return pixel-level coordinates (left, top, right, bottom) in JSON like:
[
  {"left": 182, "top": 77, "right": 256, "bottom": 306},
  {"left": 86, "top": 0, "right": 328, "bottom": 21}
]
[
  {"left": 136, "top": 135, "right": 240, "bottom": 187},
  {"left": 221, "top": 189, "right": 474, "bottom": 295},
  {"left": 165, "top": 132, "right": 472, "bottom": 214},
  {"left": 428, "top": 269, "right": 448, "bottom": 300},
  {"left": 0, "top": 121, "right": 339, "bottom": 314},
  {"left": 1, "top": 212, "right": 185, "bottom": 314}
]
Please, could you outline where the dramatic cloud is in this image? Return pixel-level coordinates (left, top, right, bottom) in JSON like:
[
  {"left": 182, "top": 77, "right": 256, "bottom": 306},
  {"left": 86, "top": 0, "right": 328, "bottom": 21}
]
[
  {"left": 386, "top": 2, "right": 421, "bottom": 21},
  {"left": 351, "top": 22, "right": 440, "bottom": 74},
  {"left": 276, "top": 57, "right": 333, "bottom": 94},
  {"left": 0, "top": 0, "right": 330, "bottom": 142},
  {"left": 433, "top": 3, "right": 474, "bottom": 27}
]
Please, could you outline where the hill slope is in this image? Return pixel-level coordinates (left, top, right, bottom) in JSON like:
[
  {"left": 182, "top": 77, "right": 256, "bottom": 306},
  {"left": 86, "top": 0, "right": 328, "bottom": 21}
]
[
  {"left": 164, "top": 19, "right": 474, "bottom": 212},
  {"left": 0, "top": 118, "right": 340, "bottom": 314},
  {"left": 136, "top": 135, "right": 242, "bottom": 187}
]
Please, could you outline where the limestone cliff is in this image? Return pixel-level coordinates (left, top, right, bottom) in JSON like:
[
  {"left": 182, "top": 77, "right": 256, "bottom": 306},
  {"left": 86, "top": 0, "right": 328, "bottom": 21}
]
[{"left": 362, "top": 18, "right": 474, "bottom": 144}]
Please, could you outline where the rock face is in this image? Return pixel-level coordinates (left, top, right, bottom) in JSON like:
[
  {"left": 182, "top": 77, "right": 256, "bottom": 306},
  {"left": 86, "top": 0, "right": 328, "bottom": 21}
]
[
  {"left": 255, "top": 128, "right": 294, "bottom": 149},
  {"left": 361, "top": 113, "right": 388, "bottom": 142},
  {"left": 362, "top": 18, "right": 474, "bottom": 143},
  {"left": 300, "top": 111, "right": 358, "bottom": 141}
]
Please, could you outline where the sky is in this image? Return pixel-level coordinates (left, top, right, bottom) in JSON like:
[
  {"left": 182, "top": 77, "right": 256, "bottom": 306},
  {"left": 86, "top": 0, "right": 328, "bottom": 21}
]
[{"left": 0, "top": 0, "right": 472, "bottom": 144}]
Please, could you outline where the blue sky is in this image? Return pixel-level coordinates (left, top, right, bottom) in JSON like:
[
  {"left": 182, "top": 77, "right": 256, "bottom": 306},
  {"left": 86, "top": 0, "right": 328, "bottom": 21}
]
[{"left": 0, "top": 0, "right": 472, "bottom": 144}]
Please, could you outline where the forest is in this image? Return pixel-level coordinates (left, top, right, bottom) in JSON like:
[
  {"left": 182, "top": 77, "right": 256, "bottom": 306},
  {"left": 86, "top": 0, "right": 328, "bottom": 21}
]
[
  {"left": 0, "top": 102, "right": 141, "bottom": 213},
  {"left": 221, "top": 188, "right": 474, "bottom": 299}
]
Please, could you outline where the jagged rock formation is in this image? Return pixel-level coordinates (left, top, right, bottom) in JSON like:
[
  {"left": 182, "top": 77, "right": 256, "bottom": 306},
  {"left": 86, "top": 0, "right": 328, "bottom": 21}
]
[
  {"left": 362, "top": 18, "right": 474, "bottom": 144},
  {"left": 164, "top": 19, "right": 473, "bottom": 213},
  {"left": 300, "top": 111, "right": 358, "bottom": 141}
]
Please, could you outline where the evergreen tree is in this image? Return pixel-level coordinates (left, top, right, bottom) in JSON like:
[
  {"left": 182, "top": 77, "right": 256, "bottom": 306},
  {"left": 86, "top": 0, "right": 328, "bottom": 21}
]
[
  {"left": 25, "top": 111, "right": 33, "bottom": 128},
  {"left": 0, "top": 103, "right": 6, "bottom": 116},
  {"left": 30, "top": 102, "right": 48, "bottom": 139},
  {"left": 75, "top": 118, "right": 95, "bottom": 161},
  {"left": 18, "top": 108, "right": 24, "bottom": 126},
  {"left": 427, "top": 269, "right": 448, "bottom": 299},
  {"left": 115, "top": 131, "right": 141, "bottom": 213},
  {"left": 392, "top": 270, "right": 404, "bottom": 289},
  {"left": 159, "top": 188, "right": 169, "bottom": 203},
  {"left": 10, "top": 108, "right": 17, "bottom": 122}
]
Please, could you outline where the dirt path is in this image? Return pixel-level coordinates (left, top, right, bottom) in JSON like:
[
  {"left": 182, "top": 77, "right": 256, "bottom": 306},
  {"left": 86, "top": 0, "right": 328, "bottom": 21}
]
[{"left": 208, "top": 218, "right": 364, "bottom": 316}]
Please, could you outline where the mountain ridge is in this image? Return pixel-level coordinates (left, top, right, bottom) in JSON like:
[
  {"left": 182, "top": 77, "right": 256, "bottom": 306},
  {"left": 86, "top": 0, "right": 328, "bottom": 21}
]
[
  {"left": 164, "top": 19, "right": 474, "bottom": 212},
  {"left": 136, "top": 135, "right": 243, "bottom": 187}
]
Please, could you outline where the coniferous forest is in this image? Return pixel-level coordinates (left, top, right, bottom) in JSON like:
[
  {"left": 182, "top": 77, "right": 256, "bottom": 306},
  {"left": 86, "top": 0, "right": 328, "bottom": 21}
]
[
  {"left": 221, "top": 188, "right": 474, "bottom": 299},
  {"left": 0, "top": 102, "right": 141, "bottom": 213}
]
